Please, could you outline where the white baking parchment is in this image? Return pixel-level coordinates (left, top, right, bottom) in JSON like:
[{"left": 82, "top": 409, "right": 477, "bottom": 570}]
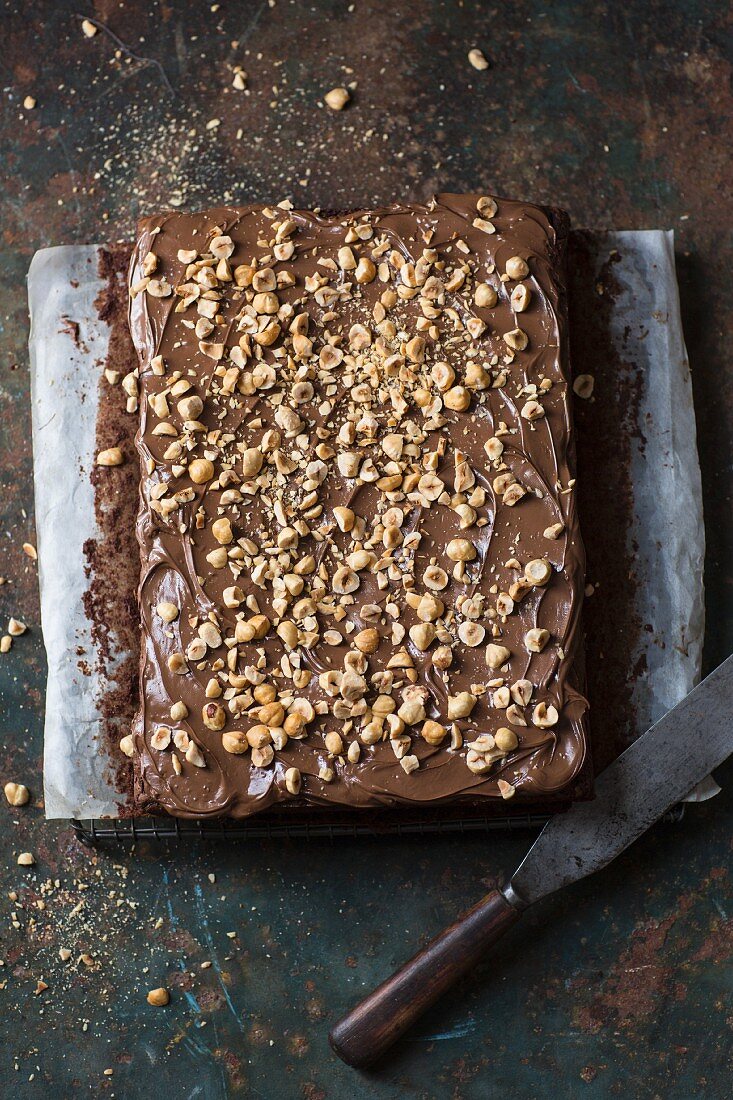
[
  {"left": 27, "top": 231, "right": 708, "bottom": 819},
  {"left": 28, "top": 246, "right": 123, "bottom": 818}
]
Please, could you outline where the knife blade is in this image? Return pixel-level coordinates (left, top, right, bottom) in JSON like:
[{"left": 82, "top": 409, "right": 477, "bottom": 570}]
[
  {"left": 507, "top": 651, "right": 733, "bottom": 907},
  {"left": 329, "top": 654, "right": 733, "bottom": 1069}
]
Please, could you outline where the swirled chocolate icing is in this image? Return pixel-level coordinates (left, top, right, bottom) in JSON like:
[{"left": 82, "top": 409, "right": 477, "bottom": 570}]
[{"left": 128, "top": 194, "right": 588, "bottom": 818}]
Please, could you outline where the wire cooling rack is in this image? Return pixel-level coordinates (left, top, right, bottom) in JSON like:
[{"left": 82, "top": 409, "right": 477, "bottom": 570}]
[{"left": 71, "top": 804, "right": 685, "bottom": 845}]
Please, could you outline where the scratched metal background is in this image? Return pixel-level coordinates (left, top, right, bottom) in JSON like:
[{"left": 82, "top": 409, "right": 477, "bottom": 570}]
[{"left": 1, "top": 2, "right": 732, "bottom": 1097}]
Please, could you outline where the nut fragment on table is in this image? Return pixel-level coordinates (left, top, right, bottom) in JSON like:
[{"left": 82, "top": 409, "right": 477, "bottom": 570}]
[
  {"left": 4, "top": 782, "right": 30, "bottom": 807},
  {"left": 324, "top": 86, "right": 350, "bottom": 110},
  {"left": 467, "top": 48, "right": 490, "bottom": 71},
  {"left": 146, "top": 987, "right": 170, "bottom": 1006}
]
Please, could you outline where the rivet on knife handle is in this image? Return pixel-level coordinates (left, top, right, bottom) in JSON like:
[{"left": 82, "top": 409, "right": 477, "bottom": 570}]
[{"left": 328, "top": 887, "right": 523, "bottom": 1069}]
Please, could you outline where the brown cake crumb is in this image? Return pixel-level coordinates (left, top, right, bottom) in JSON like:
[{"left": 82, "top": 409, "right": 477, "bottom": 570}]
[{"left": 81, "top": 243, "right": 140, "bottom": 813}]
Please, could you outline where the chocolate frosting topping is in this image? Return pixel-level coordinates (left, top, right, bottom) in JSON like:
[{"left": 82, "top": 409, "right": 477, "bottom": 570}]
[{"left": 128, "top": 193, "right": 588, "bottom": 818}]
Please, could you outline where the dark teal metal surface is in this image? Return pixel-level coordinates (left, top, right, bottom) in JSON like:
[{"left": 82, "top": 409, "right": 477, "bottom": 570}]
[{"left": 1, "top": 2, "right": 731, "bottom": 1096}]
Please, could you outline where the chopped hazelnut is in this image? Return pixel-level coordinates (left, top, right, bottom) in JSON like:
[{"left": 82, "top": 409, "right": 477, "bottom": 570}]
[
  {"left": 486, "top": 643, "right": 511, "bottom": 669},
  {"left": 510, "top": 283, "right": 531, "bottom": 312},
  {"left": 497, "top": 779, "right": 515, "bottom": 800},
  {"left": 524, "top": 559, "right": 552, "bottom": 586},
  {"left": 505, "top": 256, "right": 529, "bottom": 279},
  {"left": 285, "top": 767, "right": 302, "bottom": 795},
  {"left": 444, "top": 386, "right": 471, "bottom": 412},
  {"left": 468, "top": 47, "right": 490, "bottom": 70},
  {"left": 417, "top": 593, "right": 444, "bottom": 622},
  {"left": 333, "top": 506, "right": 355, "bottom": 532},
  {"left": 409, "top": 622, "right": 435, "bottom": 651},
  {"left": 447, "top": 538, "right": 476, "bottom": 562},
  {"left": 324, "top": 86, "right": 350, "bottom": 110},
  {"left": 398, "top": 696, "right": 427, "bottom": 726},
  {"left": 4, "top": 782, "right": 30, "bottom": 807},
  {"left": 211, "top": 518, "right": 233, "bottom": 545},
  {"left": 525, "top": 628, "right": 551, "bottom": 653},
  {"left": 521, "top": 399, "right": 545, "bottom": 421},
  {"left": 421, "top": 719, "right": 447, "bottom": 745},
  {"left": 447, "top": 692, "right": 476, "bottom": 720},
  {"left": 355, "top": 257, "right": 376, "bottom": 283},
  {"left": 177, "top": 395, "right": 203, "bottom": 420},
  {"left": 96, "top": 447, "right": 124, "bottom": 467},
  {"left": 573, "top": 374, "right": 595, "bottom": 399},
  {"left": 533, "top": 701, "right": 559, "bottom": 727},
  {"left": 354, "top": 628, "right": 380, "bottom": 654},
  {"left": 474, "top": 283, "right": 498, "bottom": 308},
  {"left": 503, "top": 328, "right": 529, "bottom": 352},
  {"left": 151, "top": 727, "right": 171, "bottom": 750},
  {"left": 201, "top": 703, "right": 226, "bottom": 731},
  {"left": 510, "top": 679, "right": 533, "bottom": 706},
  {"left": 493, "top": 686, "right": 510, "bottom": 708},
  {"left": 424, "top": 565, "right": 449, "bottom": 591},
  {"left": 325, "top": 731, "right": 344, "bottom": 755},
  {"left": 188, "top": 458, "right": 215, "bottom": 483},
  {"left": 400, "top": 755, "right": 420, "bottom": 774},
  {"left": 186, "top": 742, "right": 206, "bottom": 768},
  {"left": 147, "top": 988, "right": 170, "bottom": 1007},
  {"left": 495, "top": 727, "right": 519, "bottom": 752},
  {"left": 476, "top": 196, "right": 498, "bottom": 217},
  {"left": 156, "top": 601, "right": 179, "bottom": 623},
  {"left": 458, "top": 621, "right": 485, "bottom": 647}
]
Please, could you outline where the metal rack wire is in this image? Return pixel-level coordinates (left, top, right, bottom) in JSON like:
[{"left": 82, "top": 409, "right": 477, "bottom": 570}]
[{"left": 71, "top": 804, "right": 685, "bottom": 845}]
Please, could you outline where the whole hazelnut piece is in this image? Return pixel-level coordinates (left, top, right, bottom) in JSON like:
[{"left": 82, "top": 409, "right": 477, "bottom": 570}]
[
  {"left": 147, "top": 987, "right": 170, "bottom": 1007},
  {"left": 4, "top": 782, "right": 30, "bottom": 807}
]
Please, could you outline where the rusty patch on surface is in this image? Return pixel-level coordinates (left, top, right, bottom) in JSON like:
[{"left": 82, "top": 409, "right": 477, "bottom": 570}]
[{"left": 573, "top": 896, "right": 695, "bottom": 1032}]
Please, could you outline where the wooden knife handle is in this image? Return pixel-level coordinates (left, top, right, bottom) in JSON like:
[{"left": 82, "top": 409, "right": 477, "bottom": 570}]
[{"left": 329, "top": 888, "right": 522, "bottom": 1068}]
